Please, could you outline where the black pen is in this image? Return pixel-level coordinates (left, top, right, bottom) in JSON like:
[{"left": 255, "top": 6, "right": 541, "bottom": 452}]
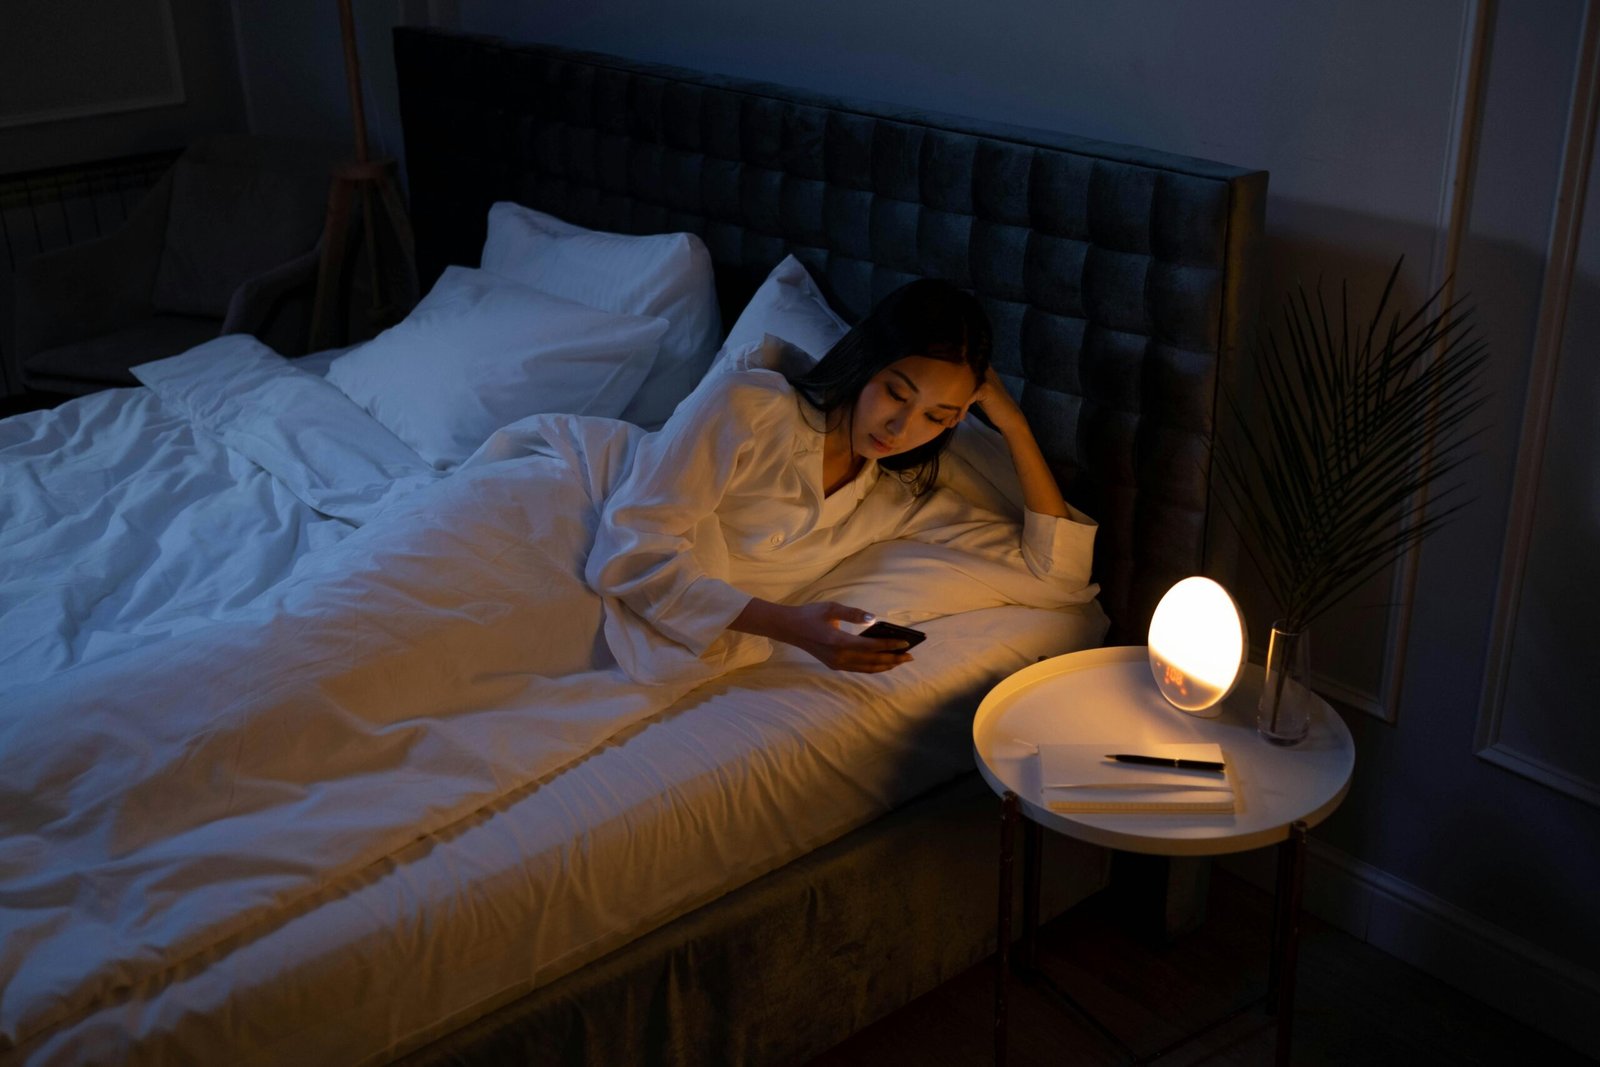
[{"left": 1106, "top": 753, "right": 1226, "bottom": 772}]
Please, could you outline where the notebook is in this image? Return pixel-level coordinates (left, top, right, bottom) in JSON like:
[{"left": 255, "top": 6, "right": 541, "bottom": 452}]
[{"left": 1037, "top": 742, "right": 1235, "bottom": 813}]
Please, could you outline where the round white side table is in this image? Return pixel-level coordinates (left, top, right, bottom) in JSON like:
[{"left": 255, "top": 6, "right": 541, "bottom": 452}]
[{"left": 973, "top": 645, "right": 1355, "bottom": 1065}]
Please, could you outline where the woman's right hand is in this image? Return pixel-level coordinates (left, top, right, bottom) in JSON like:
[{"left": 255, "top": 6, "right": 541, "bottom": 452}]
[
  {"left": 731, "top": 599, "right": 915, "bottom": 673},
  {"left": 971, "top": 365, "right": 1028, "bottom": 436}
]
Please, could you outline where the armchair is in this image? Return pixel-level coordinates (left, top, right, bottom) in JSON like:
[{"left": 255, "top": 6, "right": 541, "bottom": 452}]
[{"left": 13, "top": 135, "right": 342, "bottom": 395}]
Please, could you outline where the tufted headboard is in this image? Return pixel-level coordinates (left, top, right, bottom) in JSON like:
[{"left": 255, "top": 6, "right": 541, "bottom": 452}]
[{"left": 393, "top": 28, "right": 1267, "bottom": 644}]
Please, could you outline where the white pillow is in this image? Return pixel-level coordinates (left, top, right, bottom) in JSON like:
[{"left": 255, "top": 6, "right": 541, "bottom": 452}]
[
  {"left": 325, "top": 266, "right": 668, "bottom": 470},
  {"left": 791, "top": 538, "right": 1108, "bottom": 632},
  {"left": 480, "top": 202, "right": 720, "bottom": 431},
  {"left": 716, "top": 254, "right": 851, "bottom": 366}
]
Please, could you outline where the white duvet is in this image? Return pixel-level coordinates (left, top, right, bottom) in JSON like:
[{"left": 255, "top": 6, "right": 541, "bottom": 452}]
[
  {"left": 0, "top": 379, "right": 715, "bottom": 1049},
  {"left": 0, "top": 338, "right": 440, "bottom": 690},
  {"left": 0, "top": 339, "right": 1100, "bottom": 1056}
]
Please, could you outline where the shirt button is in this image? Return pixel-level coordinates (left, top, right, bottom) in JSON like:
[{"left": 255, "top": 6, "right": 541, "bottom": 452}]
[{"left": 770, "top": 533, "right": 784, "bottom": 546}]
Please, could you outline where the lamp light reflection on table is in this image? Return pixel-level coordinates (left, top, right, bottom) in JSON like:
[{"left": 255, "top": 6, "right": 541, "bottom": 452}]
[{"left": 1147, "top": 576, "right": 1248, "bottom": 715}]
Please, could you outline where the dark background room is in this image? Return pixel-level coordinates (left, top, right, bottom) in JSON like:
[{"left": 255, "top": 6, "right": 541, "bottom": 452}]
[{"left": 1, "top": 1, "right": 1595, "bottom": 1063}]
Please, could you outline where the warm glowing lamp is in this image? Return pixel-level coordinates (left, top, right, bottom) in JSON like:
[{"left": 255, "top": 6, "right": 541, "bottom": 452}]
[{"left": 1147, "top": 577, "right": 1247, "bottom": 715}]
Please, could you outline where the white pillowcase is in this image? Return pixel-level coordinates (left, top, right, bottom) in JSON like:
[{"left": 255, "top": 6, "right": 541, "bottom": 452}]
[
  {"left": 325, "top": 266, "right": 668, "bottom": 470},
  {"left": 792, "top": 537, "right": 1109, "bottom": 635},
  {"left": 480, "top": 202, "right": 720, "bottom": 431},
  {"left": 716, "top": 253, "right": 851, "bottom": 366}
]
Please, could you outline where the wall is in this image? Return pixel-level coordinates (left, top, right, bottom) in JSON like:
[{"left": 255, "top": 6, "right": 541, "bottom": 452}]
[
  {"left": 0, "top": 0, "right": 250, "bottom": 395},
  {"left": 240, "top": 0, "right": 1600, "bottom": 1054},
  {"left": 229, "top": 0, "right": 411, "bottom": 164},
  {"left": 0, "top": 0, "right": 246, "bottom": 173}
]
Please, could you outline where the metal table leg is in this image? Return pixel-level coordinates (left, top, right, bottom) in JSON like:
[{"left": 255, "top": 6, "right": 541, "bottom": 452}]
[
  {"left": 997, "top": 798, "right": 1136, "bottom": 1063},
  {"left": 1022, "top": 817, "right": 1042, "bottom": 974},
  {"left": 1267, "top": 819, "right": 1309, "bottom": 1067},
  {"left": 995, "top": 791, "right": 1018, "bottom": 1066}
]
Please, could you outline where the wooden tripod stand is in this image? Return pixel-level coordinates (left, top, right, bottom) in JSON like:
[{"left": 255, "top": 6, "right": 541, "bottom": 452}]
[{"left": 309, "top": 0, "right": 418, "bottom": 350}]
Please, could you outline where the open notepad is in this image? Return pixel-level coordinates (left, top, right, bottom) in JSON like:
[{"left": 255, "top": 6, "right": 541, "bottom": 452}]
[{"left": 1038, "top": 743, "right": 1235, "bottom": 813}]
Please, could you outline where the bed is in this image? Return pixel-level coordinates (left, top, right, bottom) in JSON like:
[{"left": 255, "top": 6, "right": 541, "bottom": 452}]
[{"left": 0, "top": 27, "right": 1265, "bottom": 1067}]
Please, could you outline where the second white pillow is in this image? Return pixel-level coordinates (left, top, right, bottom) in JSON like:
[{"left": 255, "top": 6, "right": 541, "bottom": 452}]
[
  {"left": 715, "top": 254, "right": 851, "bottom": 367},
  {"left": 326, "top": 266, "right": 668, "bottom": 470},
  {"left": 481, "top": 202, "right": 720, "bottom": 431}
]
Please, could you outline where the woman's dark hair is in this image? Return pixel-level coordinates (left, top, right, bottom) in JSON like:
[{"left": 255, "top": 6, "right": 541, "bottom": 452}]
[{"left": 789, "top": 277, "right": 992, "bottom": 495}]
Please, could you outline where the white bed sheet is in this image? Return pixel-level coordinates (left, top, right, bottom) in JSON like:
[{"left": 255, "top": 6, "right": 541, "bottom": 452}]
[{"left": 11, "top": 600, "right": 1107, "bottom": 1066}]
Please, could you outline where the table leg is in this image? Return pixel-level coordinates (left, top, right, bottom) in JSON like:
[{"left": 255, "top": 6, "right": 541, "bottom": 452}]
[
  {"left": 1267, "top": 820, "right": 1309, "bottom": 1066},
  {"left": 995, "top": 791, "right": 1018, "bottom": 1066},
  {"left": 1022, "top": 817, "right": 1042, "bottom": 974}
]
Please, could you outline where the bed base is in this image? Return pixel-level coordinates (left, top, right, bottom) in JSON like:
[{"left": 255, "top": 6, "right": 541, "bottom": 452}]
[{"left": 395, "top": 773, "right": 1106, "bottom": 1065}]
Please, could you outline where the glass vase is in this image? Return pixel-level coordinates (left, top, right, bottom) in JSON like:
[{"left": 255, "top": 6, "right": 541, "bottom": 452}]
[{"left": 1257, "top": 621, "right": 1314, "bottom": 745}]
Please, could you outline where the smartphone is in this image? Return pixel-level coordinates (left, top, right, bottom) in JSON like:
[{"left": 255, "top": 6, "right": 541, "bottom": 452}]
[{"left": 858, "top": 620, "right": 927, "bottom": 649}]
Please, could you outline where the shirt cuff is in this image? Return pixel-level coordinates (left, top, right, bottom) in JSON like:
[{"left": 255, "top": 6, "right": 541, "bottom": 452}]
[
  {"left": 648, "top": 576, "right": 755, "bottom": 656},
  {"left": 1021, "top": 506, "right": 1098, "bottom": 586}
]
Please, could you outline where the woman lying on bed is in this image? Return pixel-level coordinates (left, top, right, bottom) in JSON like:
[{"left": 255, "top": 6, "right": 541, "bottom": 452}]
[
  {"left": 586, "top": 276, "right": 1096, "bottom": 677},
  {"left": 0, "top": 277, "right": 1102, "bottom": 1051}
]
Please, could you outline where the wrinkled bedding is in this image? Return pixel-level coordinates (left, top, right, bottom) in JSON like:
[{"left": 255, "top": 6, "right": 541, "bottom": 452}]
[
  {"left": 0, "top": 390, "right": 733, "bottom": 1049},
  {"left": 0, "top": 342, "right": 1105, "bottom": 1060},
  {"left": 0, "top": 338, "right": 439, "bottom": 691},
  {"left": 7, "top": 601, "right": 1107, "bottom": 1066}
]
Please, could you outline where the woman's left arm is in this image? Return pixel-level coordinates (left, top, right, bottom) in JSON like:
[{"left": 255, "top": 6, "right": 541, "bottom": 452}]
[
  {"left": 887, "top": 366, "right": 1097, "bottom": 602},
  {"left": 971, "top": 366, "right": 1068, "bottom": 519}
]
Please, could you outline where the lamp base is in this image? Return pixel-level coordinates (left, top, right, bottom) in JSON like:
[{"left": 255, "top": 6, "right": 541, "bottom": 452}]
[{"left": 1148, "top": 650, "right": 1230, "bottom": 717}]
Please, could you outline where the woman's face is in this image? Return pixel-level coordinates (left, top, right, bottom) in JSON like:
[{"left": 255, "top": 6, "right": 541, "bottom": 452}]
[{"left": 850, "top": 355, "right": 980, "bottom": 460}]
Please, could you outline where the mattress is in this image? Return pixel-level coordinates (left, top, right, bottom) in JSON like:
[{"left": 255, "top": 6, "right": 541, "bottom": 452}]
[{"left": 10, "top": 602, "right": 1107, "bottom": 1065}]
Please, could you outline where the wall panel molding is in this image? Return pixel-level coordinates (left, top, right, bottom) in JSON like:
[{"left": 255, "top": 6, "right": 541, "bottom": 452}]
[
  {"left": 1475, "top": 0, "right": 1600, "bottom": 806},
  {"left": 1364, "top": 0, "right": 1493, "bottom": 725},
  {"left": 1314, "top": 672, "right": 1386, "bottom": 722},
  {"left": 0, "top": 1, "right": 185, "bottom": 129},
  {"left": 1222, "top": 841, "right": 1600, "bottom": 1059}
]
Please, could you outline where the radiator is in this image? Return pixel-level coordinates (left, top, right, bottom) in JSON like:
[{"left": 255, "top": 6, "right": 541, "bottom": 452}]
[{"left": 0, "top": 150, "right": 177, "bottom": 395}]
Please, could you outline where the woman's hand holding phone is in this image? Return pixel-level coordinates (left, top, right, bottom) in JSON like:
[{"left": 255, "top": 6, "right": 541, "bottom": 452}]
[
  {"left": 856, "top": 620, "right": 927, "bottom": 649},
  {"left": 730, "top": 600, "right": 919, "bottom": 673}
]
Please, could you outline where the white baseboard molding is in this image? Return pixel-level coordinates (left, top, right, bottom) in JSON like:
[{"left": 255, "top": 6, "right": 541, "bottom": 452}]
[{"left": 1219, "top": 843, "right": 1600, "bottom": 1060}]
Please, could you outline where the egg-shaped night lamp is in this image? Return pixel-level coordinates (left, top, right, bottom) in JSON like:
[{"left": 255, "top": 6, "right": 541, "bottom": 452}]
[{"left": 1146, "top": 577, "right": 1248, "bottom": 716}]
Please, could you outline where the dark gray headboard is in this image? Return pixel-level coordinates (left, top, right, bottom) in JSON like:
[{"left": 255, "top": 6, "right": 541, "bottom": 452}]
[{"left": 394, "top": 27, "right": 1267, "bottom": 643}]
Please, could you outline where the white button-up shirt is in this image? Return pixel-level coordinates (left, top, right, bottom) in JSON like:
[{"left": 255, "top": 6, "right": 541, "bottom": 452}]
[{"left": 586, "top": 344, "right": 1098, "bottom": 659}]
